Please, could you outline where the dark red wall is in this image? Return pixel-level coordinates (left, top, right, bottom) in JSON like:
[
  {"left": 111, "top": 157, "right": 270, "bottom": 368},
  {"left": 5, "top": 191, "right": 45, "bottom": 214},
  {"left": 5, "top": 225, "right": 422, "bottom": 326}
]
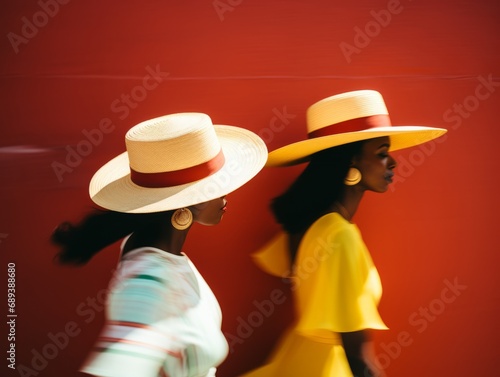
[{"left": 1, "top": 1, "right": 499, "bottom": 376}]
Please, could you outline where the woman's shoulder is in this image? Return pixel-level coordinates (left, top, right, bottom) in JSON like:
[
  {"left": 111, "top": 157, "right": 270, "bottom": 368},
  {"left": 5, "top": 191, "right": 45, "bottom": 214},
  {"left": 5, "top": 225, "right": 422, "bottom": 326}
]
[
  {"left": 120, "top": 247, "right": 189, "bottom": 269},
  {"left": 305, "top": 212, "right": 360, "bottom": 244},
  {"left": 310, "top": 212, "right": 355, "bottom": 232}
]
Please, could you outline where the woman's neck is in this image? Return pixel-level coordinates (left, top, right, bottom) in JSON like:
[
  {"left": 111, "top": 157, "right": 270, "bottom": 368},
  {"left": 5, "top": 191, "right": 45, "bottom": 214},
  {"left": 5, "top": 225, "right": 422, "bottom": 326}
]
[
  {"left": 334, "top": 187, "right": 364, "bottom": 222},
  {"left": 122, "top": 227, "right": 189, "bottom": 256}
]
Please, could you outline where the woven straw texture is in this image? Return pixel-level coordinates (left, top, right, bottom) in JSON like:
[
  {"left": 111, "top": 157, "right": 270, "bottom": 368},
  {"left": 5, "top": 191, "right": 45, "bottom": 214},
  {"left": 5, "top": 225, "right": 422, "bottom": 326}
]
[
  {"left": 89, "top": 113, "right": 267, "bottom": 213},
  {"left": 267, "top": 90, "right": 447, "bottom": 167}
]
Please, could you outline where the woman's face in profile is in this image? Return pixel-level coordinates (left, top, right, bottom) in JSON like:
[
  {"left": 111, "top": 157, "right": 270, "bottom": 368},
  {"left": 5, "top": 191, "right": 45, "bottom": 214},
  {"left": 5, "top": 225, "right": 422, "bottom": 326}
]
[
  {"left": 192, "top": 196, "right": 228, "bottom": 226},
  {"left": 354, "top": 136, "right": 397, "bottom": 193}
]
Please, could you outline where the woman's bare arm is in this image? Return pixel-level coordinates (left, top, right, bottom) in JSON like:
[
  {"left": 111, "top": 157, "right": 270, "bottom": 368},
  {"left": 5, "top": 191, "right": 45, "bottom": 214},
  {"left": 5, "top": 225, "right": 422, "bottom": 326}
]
[{"left": 340, "top": 330, "right": 387, "bottom": 377}]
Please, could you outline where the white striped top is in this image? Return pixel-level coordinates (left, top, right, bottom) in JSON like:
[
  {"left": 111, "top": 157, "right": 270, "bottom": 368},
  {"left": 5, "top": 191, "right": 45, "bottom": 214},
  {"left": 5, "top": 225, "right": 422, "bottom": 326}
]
[{"left": 81, "top": 247, "right": 228, "bottom": 377}]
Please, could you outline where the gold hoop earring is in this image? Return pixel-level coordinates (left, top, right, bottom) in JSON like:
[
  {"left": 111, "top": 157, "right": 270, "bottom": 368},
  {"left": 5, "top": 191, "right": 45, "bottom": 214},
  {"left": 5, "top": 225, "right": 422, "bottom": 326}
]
[
  {"left": 171, "top": 208, "right": 193, "bottom": 230},
  {"left": 344, "top": 167, "right": 362, "bottom": 186}
]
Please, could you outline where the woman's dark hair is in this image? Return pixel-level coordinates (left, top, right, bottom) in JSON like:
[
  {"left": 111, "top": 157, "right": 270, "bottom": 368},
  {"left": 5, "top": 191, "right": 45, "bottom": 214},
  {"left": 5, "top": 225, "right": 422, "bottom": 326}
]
[
  {"left": 51, "top": 209, "right": 172, "bottom": 265},
  {"left": 270, "top": 141, "right": 365, "bottom": 236}
]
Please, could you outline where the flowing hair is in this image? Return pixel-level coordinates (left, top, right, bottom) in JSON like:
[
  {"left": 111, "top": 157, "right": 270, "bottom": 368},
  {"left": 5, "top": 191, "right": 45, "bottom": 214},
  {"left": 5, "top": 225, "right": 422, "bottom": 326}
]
[
  {"left": 51, "top": 209, "right": 172, "bottom": 265},
  {"left": 270, "top": 141, "right": 364, "bottom": 259}
]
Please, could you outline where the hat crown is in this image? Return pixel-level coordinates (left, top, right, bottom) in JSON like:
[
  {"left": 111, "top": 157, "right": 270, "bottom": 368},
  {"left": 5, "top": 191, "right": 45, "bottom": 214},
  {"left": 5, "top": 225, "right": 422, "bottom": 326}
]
[
  {"left": 307, "top": 90, "right": 389, "bottom": 133},
  {"left": 126, "top": 113, "right": 221, "bottom": 174}
]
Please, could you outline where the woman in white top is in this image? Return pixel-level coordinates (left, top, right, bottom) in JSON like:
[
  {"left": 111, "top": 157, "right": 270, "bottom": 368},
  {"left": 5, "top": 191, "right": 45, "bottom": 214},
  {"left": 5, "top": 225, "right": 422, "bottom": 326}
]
[{"left": 51, "top": 113, "right": 267, "bottom": 377}]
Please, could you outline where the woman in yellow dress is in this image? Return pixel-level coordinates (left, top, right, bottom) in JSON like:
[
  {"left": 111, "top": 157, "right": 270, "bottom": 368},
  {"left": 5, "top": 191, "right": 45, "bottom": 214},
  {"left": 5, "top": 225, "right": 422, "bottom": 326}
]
[{"left": 243, "top": 90, "right": 447, "bottom": 376}]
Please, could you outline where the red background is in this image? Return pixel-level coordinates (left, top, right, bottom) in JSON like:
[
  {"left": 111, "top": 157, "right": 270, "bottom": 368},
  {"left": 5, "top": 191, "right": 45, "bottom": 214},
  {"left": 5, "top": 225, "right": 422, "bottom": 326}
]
[{"left": 1, "top": 1, "right": 499, "bottom": 376}]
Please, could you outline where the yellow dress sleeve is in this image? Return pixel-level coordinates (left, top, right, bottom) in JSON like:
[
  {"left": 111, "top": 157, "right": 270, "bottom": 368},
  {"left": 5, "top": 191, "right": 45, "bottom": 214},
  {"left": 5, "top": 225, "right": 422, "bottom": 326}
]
[
  {"left": 294, "top": 214, "right": 388, "bottom": 335},
  {"left": 251, "top": 232, "right": 292, "bottom": 278}
]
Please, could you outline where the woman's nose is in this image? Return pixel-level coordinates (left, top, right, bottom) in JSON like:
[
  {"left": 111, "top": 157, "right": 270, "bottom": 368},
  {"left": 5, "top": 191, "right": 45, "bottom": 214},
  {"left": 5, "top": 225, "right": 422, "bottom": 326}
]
[{"left": 388, "top": 154, "right": 397, "bottom": 169}]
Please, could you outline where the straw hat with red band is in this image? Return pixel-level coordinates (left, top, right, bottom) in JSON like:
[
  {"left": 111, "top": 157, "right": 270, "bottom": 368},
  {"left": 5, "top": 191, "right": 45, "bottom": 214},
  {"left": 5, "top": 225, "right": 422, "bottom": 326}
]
[
  {"left": 266, "top": 90, "right": 447, "bottom": 167},
  {"left": 89, "top": 112, "right": 267, "bottom": 213}
]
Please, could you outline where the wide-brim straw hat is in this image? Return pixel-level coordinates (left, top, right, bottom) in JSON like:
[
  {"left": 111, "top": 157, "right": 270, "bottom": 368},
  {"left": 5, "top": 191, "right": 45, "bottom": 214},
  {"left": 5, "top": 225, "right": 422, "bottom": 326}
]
[
  {"left": 266, "top": 90, "right": 447, "bottom": 167},
  {"left": 89, "top": 113, "right": 267, "bottom": 213}
]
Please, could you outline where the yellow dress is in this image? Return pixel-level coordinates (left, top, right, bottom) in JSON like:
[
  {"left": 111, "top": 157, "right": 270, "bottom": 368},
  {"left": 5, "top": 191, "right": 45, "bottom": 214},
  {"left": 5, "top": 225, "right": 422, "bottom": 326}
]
[{"left": 241, "top": 212, "right": 388, "bottom": 377}]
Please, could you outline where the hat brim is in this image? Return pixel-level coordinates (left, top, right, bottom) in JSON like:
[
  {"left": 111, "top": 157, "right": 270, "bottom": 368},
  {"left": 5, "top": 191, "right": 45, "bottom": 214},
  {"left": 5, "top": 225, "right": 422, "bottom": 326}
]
[
  {"left": 89, "top": 125, "right": 268, "bottom": 213},
  {"left": 266, "top": 126, "right": 447, "bottom": 167}
]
